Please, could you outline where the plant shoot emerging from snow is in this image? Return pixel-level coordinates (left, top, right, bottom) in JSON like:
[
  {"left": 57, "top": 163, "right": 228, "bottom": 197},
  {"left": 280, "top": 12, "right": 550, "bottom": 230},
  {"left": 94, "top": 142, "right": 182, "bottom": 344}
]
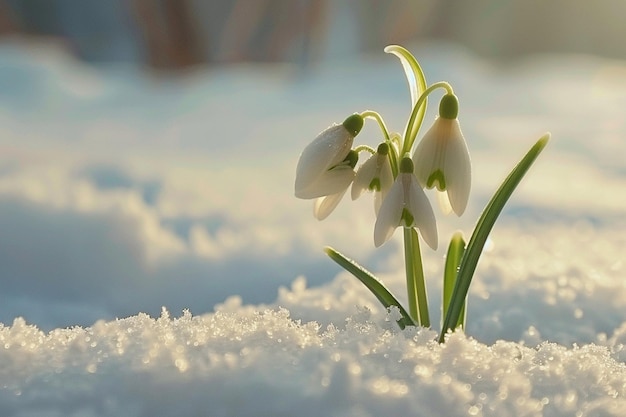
[{"left": 294, "top": 45, "right": 549, "bottom": 342}]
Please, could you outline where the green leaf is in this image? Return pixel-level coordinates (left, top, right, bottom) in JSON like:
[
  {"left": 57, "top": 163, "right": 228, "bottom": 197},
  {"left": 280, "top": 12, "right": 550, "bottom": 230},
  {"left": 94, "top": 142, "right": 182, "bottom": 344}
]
[
  {"left": 384, "top": 45, "right": 425, "bottom": 108},
  {"left": 324, "top": 246, "right": 415, "bottom": 329},
  {"left": 439, "top": 133, "right": 550, "bottom": 343},
  {"left": 384, "top": 45, "right": 428, "bottom": 150},
  {"left": 443, "top": 232, "right": 466, "bottom": 329}
]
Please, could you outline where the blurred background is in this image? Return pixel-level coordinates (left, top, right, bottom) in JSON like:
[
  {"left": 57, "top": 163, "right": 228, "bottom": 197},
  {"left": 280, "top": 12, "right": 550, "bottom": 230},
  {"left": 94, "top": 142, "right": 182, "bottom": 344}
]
[
  {"left": 1, "top": 0, "right": 626, "bottom": 331},
  {"left": 2, "top": 0, "right": 626, "bottom": 69}
]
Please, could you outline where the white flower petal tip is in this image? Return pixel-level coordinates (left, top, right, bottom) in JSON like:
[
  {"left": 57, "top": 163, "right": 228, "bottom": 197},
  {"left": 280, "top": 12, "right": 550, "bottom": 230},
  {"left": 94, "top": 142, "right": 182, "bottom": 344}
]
[
  {"left": 313, "top": 189, "right": 348, "bottom": 220},
  {"left": 412, "top": 116, "right": 471, "bottom": 217},
  {"left": 295, "top": 115, "right": 363, "bottom": 199},
  {"left": 373, "top": 170, "right": 438, "bottom": 249}
]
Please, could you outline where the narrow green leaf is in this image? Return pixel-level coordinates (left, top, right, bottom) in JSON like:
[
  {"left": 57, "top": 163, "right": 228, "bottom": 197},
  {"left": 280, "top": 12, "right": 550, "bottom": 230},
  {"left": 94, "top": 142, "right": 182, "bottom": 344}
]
[
  {"left": 443, "top": 231, "right": 466, "bottom": 329},
  {"left": 439, "top": 134, "right": 550, "bottom": 343},
  {"left": 384, "top": 45, "right": 425, "bottom": 108},
  {"left": 384, "top": 45, "right": 428, "bottom": 148},
  {"left": 324, "top": 246, "right": 415, "bottom": 329}
]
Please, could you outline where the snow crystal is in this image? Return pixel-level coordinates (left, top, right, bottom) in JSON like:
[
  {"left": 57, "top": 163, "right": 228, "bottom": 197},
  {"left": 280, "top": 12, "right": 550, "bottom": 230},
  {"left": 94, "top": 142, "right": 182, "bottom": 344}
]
[{"left": 1, "top": 310, "right": 626, "bottom": 416}]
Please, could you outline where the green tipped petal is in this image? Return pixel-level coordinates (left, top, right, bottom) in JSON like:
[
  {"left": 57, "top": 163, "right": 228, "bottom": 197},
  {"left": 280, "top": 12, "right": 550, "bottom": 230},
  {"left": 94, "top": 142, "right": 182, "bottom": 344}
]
[
  {"left": 374, "top": 172, "right": 437, "bottom": 249},
  {"left": 343, "top": 150, "right": 359, "bottom": 169},
  {"left": 368, "top": 177, "right": 381, "bottom": 192},
  {"left": 426, "top": 169, "right": 446, "bottom": 190},
  {"left": 401, "top": 207, "right": 414, "bottom": 227}
]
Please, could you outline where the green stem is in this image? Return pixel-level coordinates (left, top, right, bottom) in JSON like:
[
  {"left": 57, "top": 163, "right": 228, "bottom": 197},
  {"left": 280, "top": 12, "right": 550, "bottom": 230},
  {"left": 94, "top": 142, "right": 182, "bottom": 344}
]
[
  {"left": 361, "top": 110, "right": 391, "bottom": 143},
  {"left": 401, "top": 81, "right": 453, "bottom": 156},
  {"left": 353, "top": 144, "right": 376, "bottom": 155},
  {"left": 403, "top": 228, "right": 418, "bottom": 322},
  {"left": 403, "top": 228, "right": 429, "bottom": 326},
  {"left": 361, "top": 110, "right": 399, "bottom": 175}
]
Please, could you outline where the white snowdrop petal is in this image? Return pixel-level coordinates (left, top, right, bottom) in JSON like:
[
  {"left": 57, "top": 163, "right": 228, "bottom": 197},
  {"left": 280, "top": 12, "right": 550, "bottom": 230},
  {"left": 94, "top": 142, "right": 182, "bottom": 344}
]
[
  {"left": 351, "top": 156, "right": 378, "bottom": 200},
  {"left": 444, "top": 122, "right": 471, "bottom": 216},
  {"left": 379, "top": 158, "right": 394, "bottom": 194},
  {"left": 436, "top": 190, "right": 453, "bottom": 215},
  {"left": 374, "top": 179, "right": 404, "bottom": 247},
  {"left": 295, "top": 125, "right": 353, "bottom": 197},
  {"left": 373, "top": 190, "right": 384, "bottom": 215},
  {"left": 407, "top": 177, "right": 438, "bottom": 250},
  {"left": 313, "top": 189, "right": 347, "bottom": 220},
  {"left": 411, "top": 122, "right": 440, "bottom": 188},
  {"left": 296, "top": 166, "right": 355, "bottom": 199}
]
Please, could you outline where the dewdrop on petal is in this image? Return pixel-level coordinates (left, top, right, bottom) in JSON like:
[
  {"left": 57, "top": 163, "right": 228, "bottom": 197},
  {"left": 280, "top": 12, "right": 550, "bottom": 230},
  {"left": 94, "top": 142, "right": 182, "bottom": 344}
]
[
  {"left": 412, "top": 93, "right": 471, "bottom": 216},
  {"left": 295, "top": 114, "right": 363, "bottom": 199},
  {"left": 374, "top": 157, "right": 437, "bottom": 249}
]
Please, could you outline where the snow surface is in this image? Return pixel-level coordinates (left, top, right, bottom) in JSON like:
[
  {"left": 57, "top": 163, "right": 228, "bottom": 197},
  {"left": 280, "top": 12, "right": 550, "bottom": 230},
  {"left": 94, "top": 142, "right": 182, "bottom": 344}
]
[{"left": 1, "top": 38, "right": 626, "bottom": 415}]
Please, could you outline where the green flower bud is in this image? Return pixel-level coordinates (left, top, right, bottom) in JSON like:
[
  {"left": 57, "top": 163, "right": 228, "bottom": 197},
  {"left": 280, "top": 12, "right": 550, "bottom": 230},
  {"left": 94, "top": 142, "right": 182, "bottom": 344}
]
[
  {"left": 399, "top": 157, "right": 414, "bottom": 174},
  {"left": 342, "top": 114, "right": 364, "bottom": 137},
  {"left": 439, "top": 94, "right": 459, "bottom": 119},
  {"left": 376, "top": 142, "right": 389, "bottom": 156}
]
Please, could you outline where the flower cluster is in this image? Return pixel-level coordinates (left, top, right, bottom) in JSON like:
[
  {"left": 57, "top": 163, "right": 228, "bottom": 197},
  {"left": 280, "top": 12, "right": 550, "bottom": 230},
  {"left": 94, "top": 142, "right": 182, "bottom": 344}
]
[
  {"left": 293, "top": 45, "right": 549, "bottom": 337},
  {"left": 294, "top": 88, "right": 471, "bottom": 250}
]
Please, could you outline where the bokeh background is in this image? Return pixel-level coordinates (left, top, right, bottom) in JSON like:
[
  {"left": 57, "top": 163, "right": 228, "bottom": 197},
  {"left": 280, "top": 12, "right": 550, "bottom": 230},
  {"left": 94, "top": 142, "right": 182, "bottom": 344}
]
[
  {"left": 3, "top": 0, "right": 626, "bottom": 67},
  {"left": 1, "top": 0, "right": 625, "bottom": 332}
]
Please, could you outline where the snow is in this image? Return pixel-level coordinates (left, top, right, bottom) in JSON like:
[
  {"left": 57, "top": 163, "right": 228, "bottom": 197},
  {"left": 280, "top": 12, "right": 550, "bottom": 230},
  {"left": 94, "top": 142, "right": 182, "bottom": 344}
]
[
  {"left": 2, "top": 38, "right": 626, "bottom": 415},
  {"left": 2, "top": 308, "right": 626, "bottom": 416}
]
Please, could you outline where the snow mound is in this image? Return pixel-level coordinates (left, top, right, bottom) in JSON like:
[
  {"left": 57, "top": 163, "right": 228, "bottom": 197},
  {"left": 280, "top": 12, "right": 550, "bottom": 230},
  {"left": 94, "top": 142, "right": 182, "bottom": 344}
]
[{"left": 1, "top": 308, "right": 625, "bottom": 416}]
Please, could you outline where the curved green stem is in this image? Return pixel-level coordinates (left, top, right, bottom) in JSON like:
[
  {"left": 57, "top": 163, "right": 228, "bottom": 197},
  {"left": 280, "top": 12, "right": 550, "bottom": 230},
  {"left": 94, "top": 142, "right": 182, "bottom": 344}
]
[
  {"left": 361, "top": 110, "right": 391, "bottom": 143},
  {"left": 387, "top": 133, "right": 403, "bottom": 177},
  {"left": 353, "top": 144, "right": 376, "bottom": 155},
  {"left": 402, "top": 81, "right": 454, "bottom": 156}
]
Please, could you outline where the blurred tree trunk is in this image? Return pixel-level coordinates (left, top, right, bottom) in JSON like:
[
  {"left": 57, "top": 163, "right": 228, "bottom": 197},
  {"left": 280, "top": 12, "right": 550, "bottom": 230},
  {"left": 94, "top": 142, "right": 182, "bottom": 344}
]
[
  {"left": 132, "top": 0, "right": 205, "bottom": 70},
  {"left": 0, "top": 0, "right": 20, "bottom": 35}
]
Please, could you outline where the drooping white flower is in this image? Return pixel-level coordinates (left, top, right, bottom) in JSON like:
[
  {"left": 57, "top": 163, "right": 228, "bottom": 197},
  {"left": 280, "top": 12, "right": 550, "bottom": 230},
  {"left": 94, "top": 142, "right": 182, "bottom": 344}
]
[
  {"left": 295, "top": 114, "right": 363, "bottom": 199},
  {"left": 304, "top": 149, "right": 358, "bottom": 219},
  {"left": 351, "top": 142, "right": 394, "bottom": 214},
  {"left": 374, "top": 157, "right": 437, "bottom": 249},
  {"left": 412, "top": 94, "right": 471, "bottom": 216}
]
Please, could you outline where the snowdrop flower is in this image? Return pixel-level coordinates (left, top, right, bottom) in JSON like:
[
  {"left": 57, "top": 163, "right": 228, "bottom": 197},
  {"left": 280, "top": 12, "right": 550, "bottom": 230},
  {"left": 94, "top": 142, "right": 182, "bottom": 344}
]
[
  {"left": 312, "top": 150, "right": 358, "bottom": 220},
  {"left": 374, "top": 157, "right": 437, "bottom": 249},
  {"left": 295, "top": 114, "right": 363, "bottom": 199},
  {"left": 412, "top": 94, "right": 471, "bottom": 216},
  {"left": 351, "top": 142, "right": 394, "bottom": 214}
]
